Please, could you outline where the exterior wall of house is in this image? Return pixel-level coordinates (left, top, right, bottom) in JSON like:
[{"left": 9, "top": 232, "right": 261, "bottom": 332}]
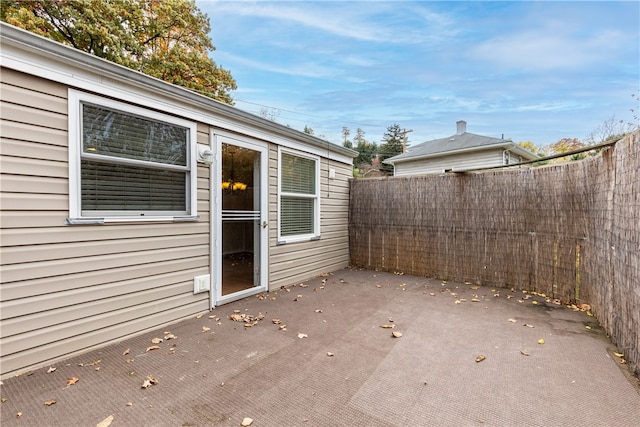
[
  {"left": 0, "top": 67, "right": 211, "bottom": 377},
  {"left": 393, "top": 149, "right": 503, "bottom": 175},
  {"left": 0, "top": 61, "right": 352, "bottom": 377},
  {"left": 268, "top": 148, "right": 352, "bottom": 287}
]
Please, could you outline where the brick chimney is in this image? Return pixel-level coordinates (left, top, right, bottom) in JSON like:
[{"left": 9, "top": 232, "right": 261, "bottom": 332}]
[{"left": 456, "top": 120, "right": 467, "bottom": 135}]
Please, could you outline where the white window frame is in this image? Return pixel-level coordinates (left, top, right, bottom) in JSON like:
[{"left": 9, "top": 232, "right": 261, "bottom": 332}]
[
  {"left": 277, "top": 147, "right": 321, "bottom": 243},
  {"left": 67, "top": 90, "right": 198, "bottom": 224}
]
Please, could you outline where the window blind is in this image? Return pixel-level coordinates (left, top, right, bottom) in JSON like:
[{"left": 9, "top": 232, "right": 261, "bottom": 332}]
[
  {"left": 280, "top": 197, "right": 314, "bottom": 236},
  {"left": 81, "top": 161, "right": 186, "bottom": 212},
  {"left": 281, "top": 152, "right": 315, "bottom": 194}
]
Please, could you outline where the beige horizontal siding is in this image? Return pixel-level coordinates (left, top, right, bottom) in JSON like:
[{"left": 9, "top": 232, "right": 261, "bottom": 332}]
[
  {"left": 0, "top": 68, "right": 211, "bottom": 378},
  {"left": 0, "top": 223, "right": 210, "bottom": 246},
  {"left": 1, "top": 234, "right": 209, "bottom": 265},
  {"left": 1, "top": 280, "right": 193, "bottom": 339},
  {"left": 1, "top": 174, "right": 67, "bottom": 194},
  {"left": 1, "top": 268, "right": 202, "bottom": 321},
  {"left": 268, "top": 155, "right": 351, "bottom": 289},
  {"left": 1, "top": 242, "right": 208, "bottom": 282},
  {"left": 395, "top": 149, "right": 503, "bottom": 175},
  {"left": 1, "top": 119, "right": 68, "bottom": 147},
  {"left": 1, "top": 67, "right": 67, "bottom": 97},
  {"left": 1, "top": 301, "right": 205, "bottom": 376},
  {"left": 1, "top": 256, "right": 209, "bottom": 301}
]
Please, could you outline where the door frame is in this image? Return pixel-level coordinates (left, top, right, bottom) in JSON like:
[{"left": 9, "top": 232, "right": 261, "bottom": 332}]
[{"left": 211, "top": 132, "right": 269, "bottom": 307}]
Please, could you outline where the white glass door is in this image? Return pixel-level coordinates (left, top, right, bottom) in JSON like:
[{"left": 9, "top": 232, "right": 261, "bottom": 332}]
[{"left": 212, "top": 135, "right": 268, "bottom": 306}]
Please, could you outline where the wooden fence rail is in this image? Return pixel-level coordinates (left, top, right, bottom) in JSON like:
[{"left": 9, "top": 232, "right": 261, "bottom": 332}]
[{"left": 349, "top": 130, "right": 639, "bottom": 376}]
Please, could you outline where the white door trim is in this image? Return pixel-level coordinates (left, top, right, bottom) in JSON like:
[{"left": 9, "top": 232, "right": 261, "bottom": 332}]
[{"left": 210, "top": 132, "right": 269, "bottom": 307}]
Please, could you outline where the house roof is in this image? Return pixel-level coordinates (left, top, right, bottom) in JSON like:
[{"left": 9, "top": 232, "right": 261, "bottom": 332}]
[
  {"left": 0, "top": 22, "right": 358, "bottom": 162},
  {"left": 384, "top": 125, "right": 538, "bottom": 164}
]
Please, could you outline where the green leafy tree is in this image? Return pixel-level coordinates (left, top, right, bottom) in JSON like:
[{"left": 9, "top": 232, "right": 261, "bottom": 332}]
[
  {"left": 378, "top": 124, "right": 405, "bottom": 175},
  {"left": 1, "top": 0, "right": 236, "bottom": 104},
  {"left": 352, "top": 128, "right": 377, "bottom": 167},
  {"left": 303, "top": 125, "right": 314, "bottom": 135}
]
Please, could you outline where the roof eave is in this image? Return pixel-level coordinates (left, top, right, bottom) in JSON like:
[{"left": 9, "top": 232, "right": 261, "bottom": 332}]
[{"left": 384, "top": 141, "right": 513, "bottom": 164}]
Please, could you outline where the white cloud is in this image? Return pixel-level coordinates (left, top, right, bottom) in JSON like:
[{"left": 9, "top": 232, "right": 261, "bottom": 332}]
[
  {"left": 216, "top": 51, "right": 338, "bottom": 78},
  {"left": 472, "top": 27, "right": 627, "bottom": 71}
]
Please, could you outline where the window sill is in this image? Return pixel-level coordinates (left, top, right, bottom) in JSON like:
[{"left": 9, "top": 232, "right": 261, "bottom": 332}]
[
  {"left": 276, "top": 235, "right": 321, "bottom": 245},
  {"left": 65, "top": 216, "right": 199, "bottom": 225}
]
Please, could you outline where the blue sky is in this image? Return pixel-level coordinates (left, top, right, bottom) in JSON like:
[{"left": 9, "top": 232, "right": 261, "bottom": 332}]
[{"left": 198, "top": 1, "right": 639, "bottom": 148}]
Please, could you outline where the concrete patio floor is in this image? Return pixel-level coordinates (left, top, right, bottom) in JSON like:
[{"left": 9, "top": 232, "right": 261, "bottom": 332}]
[{"left": 1, "top": 268, "right": 639, "bottom": 427}]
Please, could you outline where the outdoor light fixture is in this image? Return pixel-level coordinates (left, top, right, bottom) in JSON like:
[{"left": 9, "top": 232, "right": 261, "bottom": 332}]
[{"left": 197, "top": 144, "right": 214, "bottom": 165}]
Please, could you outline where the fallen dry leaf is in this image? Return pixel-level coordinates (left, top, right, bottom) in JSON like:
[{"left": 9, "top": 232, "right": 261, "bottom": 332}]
[
  {"left": 380, "top": 324, "right": 395, "bottom": 329},
  {"left": 96, "top": 415, "right": 114, "bottom": 427},
  {"left": 141, "top": 376, "right": 158, "bottom": 389},
  {"left": 16, "top": 412, "right": 22, "bottom": 418},
  {"left": 475, "top": 355, "right": 486, "bottom": 363},
  {"left": 508, "top": 318, "right": 517, "bottom": 323},
  {"left": 122, "top": 349, "right": 130, "bottom": 356},
  {"left": 297, "top": 333, "right": 308, "bottom": 339},
  {"left": 520, "top": 350, "right": 530, "bottom": 356},
  {"left": 1, "top": 397, "right": 6, "bottom": 403},
  {"left": 524, "top": 324, "right": 535, "bottom": 328},
  {"left": 454, "top": 300, "right": 462, "bottom": 304},
  {"left": 126, "top": 402, "right": 133, "bottom": 406},
  {"left": 278, "top": 325, "right": 287, "bottom": 331},
  {"left": 44, "top": 399, "right": 57, "bottom": 406},
  {"left": 327, "top": 352, "right": 334, "bottom": 357},
  {"left": 241, "top": 417, "right": 254, "bottom": 426},
  {"left": 87, "top": 360, "right": 101, "bottom": 366},
  {"left": 66, "top": 377, "right": 79, "bottom": 386},
  {"left": 471, "top": 298, "right": 480, "bottom": 302},
  {"left": 202, "top": 326, "right": 211, "bottom": 332},
  {"left": 164, "top": 333, "right": 176, "bottom": 340},
  {"left": 614, "top": 352, "right": 624, "bottom": 358},
  {"left": 151, "top": 337, "right": 163, "bottom": 344},
  {"left": 47, "top": 367, "right": 56, "bottom": 374},
  {"left": 272, "top": 318, "right": 282, "bottom": 324},
  {"left": 314, "top": 309, "right": 323, "bottom": 313},
  {"left": 392, "top": 331, "right": 403, "bottom": 338},
  {"left": 537, "top": 339, "right": 545, "bottom": 345},
  {"left": 196, "top": 314, "right": 204, "bottom": 319},
  {"left": 146, "top": 346, "right": 160, "bottom": 352}
]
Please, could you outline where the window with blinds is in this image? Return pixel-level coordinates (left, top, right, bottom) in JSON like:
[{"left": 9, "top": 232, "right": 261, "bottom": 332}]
[
  {"left": 279, "top": 150, "right": 319, "bottom": 240},
  {"left": 76, "top": 100, "right": 193, "bottom": 218}
]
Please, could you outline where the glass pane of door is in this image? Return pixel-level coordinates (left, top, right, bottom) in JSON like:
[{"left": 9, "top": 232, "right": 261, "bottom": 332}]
[{"left": 221, "top": 143, "right": 261, "bottom": 295}]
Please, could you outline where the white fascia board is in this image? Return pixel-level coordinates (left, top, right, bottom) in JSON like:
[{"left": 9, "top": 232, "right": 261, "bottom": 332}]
[
  {"left": 504, "top": 145, "right": 540, "bottom": 161},
  {"left": 0, "top": 23, "right": 355, "bottom": 165}
]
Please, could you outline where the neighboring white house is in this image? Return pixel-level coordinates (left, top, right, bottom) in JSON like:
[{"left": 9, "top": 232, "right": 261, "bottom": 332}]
[
  {"left": 0, "top": 23, "right": 356, "bottom": 378},
  {"left": 384, "top": 121, "right": 539, "bottom": 176}
]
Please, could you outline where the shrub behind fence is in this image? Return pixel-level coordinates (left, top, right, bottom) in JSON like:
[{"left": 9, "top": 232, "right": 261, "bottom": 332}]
[{"left": 349, "top": 131, "right": 639, "bottom": 375}]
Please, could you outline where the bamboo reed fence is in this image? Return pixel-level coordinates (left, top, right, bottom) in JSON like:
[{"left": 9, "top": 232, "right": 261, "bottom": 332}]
[{"left": 349, "top": 130, "right": 639, "bottom": 376}]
